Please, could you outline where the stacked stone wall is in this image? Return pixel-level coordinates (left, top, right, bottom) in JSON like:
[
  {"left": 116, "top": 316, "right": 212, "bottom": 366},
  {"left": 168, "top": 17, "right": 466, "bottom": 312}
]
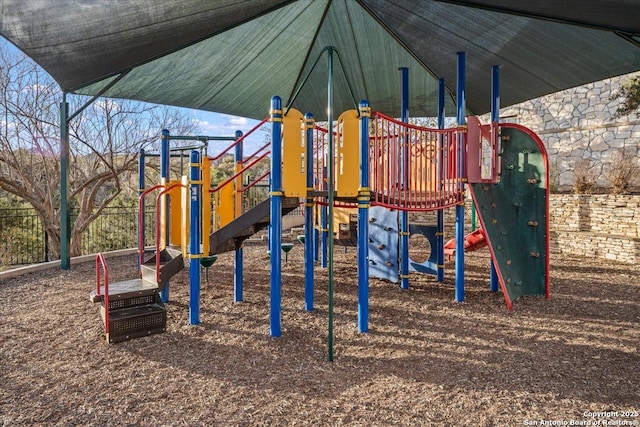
[
  {"left": 492, "top": 72, "right": 640, "bottom": 191},
  {"left": 409, "top": 194, "right": 639, "bottom": 264}
]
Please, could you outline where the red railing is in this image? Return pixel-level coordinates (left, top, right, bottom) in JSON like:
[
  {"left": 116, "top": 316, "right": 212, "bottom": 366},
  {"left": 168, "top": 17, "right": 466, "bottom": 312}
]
[
  {"left": 209, "top": 117, "right": 269, "bottom": 161},
  {"left": 211, "top": 150, "right": 271, "bottom": 193},
  {"left": 95, "top": 252, "right": 110, "bottom": 336},
  {"left": 208, "top": 117, "right": 275, "bottom": 222},
  {"left": 369, "top": 112, "right": 466, "bottom": 211},
  {"left": 137, "top": 183, "right": 185, "bottom": 283}
]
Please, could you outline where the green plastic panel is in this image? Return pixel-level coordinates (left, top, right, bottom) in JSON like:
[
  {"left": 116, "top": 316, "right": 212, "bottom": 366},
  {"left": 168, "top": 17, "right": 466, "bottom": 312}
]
[{"left": 470, "top": 125, "right": 549, "bottom": 307}]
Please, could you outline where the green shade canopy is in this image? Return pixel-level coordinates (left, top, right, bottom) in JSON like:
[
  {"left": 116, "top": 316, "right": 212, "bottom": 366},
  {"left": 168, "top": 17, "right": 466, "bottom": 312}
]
[{"left": 1, "top": 0, "right": 639, "bottom": 120}]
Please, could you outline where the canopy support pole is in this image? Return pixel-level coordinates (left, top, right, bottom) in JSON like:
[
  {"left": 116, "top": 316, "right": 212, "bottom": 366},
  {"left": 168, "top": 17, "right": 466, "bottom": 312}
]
[
  {"left": 327, "top": 46, "right": 335, "bottom": 362},
  {"left": 489, "top": 64, "right": 500, "bottom": 293},
  {"left": 454, "top": 51, "right": 466, "bottom": 303},
  {"left": 59, "top": 70, "right": 131, "bottom": 269}
]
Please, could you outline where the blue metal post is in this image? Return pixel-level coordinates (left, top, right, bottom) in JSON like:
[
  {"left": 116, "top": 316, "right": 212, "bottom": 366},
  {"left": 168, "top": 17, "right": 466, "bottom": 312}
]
[
  {"left": 160, "top": 129, "right": 170, "bottom": 303},
  {"left": 234, "top": 130, "right": 244, "bottom": 302},
  {"left": 455, "top": 52, "right": 466, "bottom": 303},
  {"left": 399, "top": 67, "right": 410, "bottom": 290},
  {"left": 270, "top": 97, "right": 283, "bottom": 337},
  {"left": 304, "top": 113, "right": 315, "bottom": 311},
  {"left": 189, "top": 150, "right": 202, "bottom": 325},
  {"left": 321, "top": 165, "right": 328, "bottom": 268},
  {"left": 358, "top": 100, "right": 371, "bottom": 332},
  {"left": 490, "top": 64, "right": 500, "bottom": 293},
  {"left": 138, "top": 148, "right": 145, "bottom": 269},
  {"left": 436, "top": 78, "right": 446, "bottom": 283}
]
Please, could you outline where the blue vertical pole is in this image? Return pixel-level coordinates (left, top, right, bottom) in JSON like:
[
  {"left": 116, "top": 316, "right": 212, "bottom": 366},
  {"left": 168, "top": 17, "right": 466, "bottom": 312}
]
[
  {"left": 490, "top": 64, "right": 500, "bottom": 293},
  {"left": 304, "top": 113, "right": 315, "bottom": 311},
  {"left": 189, "top": 150, "right": 202, "bottom": 325},
  {"left": 455, "top": 52, "right": 466, "bottom": 303},
  {"left": 436, "top": 78, "right": 445, "bottom": 283},
  {"left": 399, "top": 68, "right": 410, "bottom": 290},
  {"left": 160, "top": 129, "right": 170, "bottom": 303},
  {"left": 138, "top": 148, "right": 145, "bottom": 269},
  {"left": 358, "top": 100, "right": 371, "bottom": 333},
  {"left": 270, "top": 97, "right": 283, "bottom": 337},
  {"left": 234, "top": 130, "right": 244, "bottom": 302}
]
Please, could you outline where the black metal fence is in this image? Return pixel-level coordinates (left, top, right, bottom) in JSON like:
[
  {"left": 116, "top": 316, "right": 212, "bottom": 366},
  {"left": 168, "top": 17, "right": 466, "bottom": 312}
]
[
  {"left": 0, "top": 207, "right": 155, "bottom": 267},
  {"left": 0, "top": 196, "right": 302, "bottom": 267}
]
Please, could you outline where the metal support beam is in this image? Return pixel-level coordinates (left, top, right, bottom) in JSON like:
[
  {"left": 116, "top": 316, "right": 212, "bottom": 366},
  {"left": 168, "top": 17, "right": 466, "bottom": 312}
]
[
  {"left": 455, "top": 52, "right": 466, "bottom": 303},
  {"left": 399, "top": 67, "right": 410, "bottom": 291},
  {"left": 269, "top": 96, "right": 283, "bottom": 337}
]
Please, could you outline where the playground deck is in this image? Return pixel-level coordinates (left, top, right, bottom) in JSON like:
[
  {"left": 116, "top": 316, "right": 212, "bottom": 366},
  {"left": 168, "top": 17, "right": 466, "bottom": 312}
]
[{"left": 1, "top": 247, "right": 638, "bottom": 425}]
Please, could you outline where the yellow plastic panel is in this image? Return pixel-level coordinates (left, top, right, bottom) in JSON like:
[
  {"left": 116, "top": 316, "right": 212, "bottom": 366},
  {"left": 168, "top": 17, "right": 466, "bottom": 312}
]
[
  {"left": 234, "top": 162, "right": 243, "bottom": 218},
  {"left": 168, "top": 180, "right": 183, "bottom": 246},
  {"left": 217, "top": 183, "right": 235, "bottom": 228},
  {"left": 202, "top": 157, "right": 211, "bottom": 255},
  {"left": 332, "top": 207, "right": 357, "bottom": 231},
  {"left": 336, "top": 109, "right": 359, "bottom": 197},
  {"left": 282, "top": 108, "right": 306, "bottom": 197},
  {"left": 180, "top": 175, "right": 188, "bottom": 257}
]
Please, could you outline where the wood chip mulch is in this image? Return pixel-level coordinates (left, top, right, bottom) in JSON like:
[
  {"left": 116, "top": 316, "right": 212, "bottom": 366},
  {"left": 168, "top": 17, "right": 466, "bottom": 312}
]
[{"left": 1, "top": 245, "right": 638, "bottom": 426}]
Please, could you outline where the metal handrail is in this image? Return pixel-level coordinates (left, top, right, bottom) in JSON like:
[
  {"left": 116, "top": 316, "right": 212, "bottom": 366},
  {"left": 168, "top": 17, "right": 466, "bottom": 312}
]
[
  {"left": 208, "top": 117, "right": 269, "bottom": 161},
  {"left": 95, "top": 253, "right": 110, "bottom": 337},
  {"left": 240, "top": 141, "right": 270, "bottom": 164},
  {"left": 138, "top": 184, "right": 165, "bottom": 267},
  {"left": 240, "top": 170, "right": 270, "bottom": 193},
  {"left": 211, "top": 150, "right": 270, "bottom": 193},
  {"left": 137, "top": 182, "right": 185, "bottom": 283},
  {"left": 153, "top": 183, "right": 185, "bottom": 283}
]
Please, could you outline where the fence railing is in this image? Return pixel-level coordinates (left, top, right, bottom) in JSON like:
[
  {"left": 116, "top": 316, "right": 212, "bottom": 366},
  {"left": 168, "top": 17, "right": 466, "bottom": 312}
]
[
  {"left": 0, "top": 200, "right": 302, "bottom": 267},
  {"left": 0, "top": 207, "right": 155, "bottom": 267}
]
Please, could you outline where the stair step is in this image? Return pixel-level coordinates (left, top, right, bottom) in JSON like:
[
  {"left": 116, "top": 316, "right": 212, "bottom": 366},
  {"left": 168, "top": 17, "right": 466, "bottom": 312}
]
[
  {"left": 103, "top": 303, "right": 167, "bottom": 344},
  {"left": 90, "top": 278, "right": 158, "bottom": 303}
]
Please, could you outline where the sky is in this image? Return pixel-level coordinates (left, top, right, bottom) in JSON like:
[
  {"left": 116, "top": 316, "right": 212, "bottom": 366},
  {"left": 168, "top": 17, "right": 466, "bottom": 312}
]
[{"left": 189, "top": 111, "right": 267, "bottom": 158}]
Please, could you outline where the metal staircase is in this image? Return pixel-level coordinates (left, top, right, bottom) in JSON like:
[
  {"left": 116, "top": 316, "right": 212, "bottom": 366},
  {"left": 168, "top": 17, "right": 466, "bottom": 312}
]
[
  {"left": 90, "top": 249, "right": 184, "bottom": 343},
  {"left": 209, "top": 196, "right": 300, "bottom": 254}
]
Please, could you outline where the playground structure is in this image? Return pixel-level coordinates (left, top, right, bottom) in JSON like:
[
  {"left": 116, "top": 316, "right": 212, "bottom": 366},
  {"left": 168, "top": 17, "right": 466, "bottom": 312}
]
[{"left": 90, "top": 52, "right": 550, "bottom": 345}]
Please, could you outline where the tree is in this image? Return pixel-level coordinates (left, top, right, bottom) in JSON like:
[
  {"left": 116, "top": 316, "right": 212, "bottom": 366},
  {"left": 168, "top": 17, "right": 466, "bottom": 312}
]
[
  {"left": 0, "top": 40, "right": 198, "bottom": 258},
  {"left": 614, "top": 75, "right": 640, "bottom": 117}
]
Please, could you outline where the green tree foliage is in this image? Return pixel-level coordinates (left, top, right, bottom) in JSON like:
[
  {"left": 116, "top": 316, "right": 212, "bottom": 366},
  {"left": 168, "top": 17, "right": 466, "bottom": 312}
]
[{"left": 614, "top": 75, "right": 640, "bottom": 117}]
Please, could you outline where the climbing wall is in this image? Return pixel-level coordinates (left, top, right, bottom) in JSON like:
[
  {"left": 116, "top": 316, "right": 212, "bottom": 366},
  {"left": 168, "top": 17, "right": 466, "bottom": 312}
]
[
  {"left": 469, "top": 123, "right": 549, "bottom": 309},
  {"left": 368, "top": 206, "right": 399, "bottom": 283}
]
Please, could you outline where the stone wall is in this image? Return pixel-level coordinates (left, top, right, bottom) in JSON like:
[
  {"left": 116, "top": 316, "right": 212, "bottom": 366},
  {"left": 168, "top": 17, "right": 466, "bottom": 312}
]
[
  {"left": 549, "top": 194, "right": 639, "bottom": 237},
  {"left": 494, "top": 72, "right": 640, "bottom": 191},
  {"left": 409, "top": 194, "right": 640, "bottom": 264},
  {"left": 549, "top": 194, "right": 639, "bottom": 263}
]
